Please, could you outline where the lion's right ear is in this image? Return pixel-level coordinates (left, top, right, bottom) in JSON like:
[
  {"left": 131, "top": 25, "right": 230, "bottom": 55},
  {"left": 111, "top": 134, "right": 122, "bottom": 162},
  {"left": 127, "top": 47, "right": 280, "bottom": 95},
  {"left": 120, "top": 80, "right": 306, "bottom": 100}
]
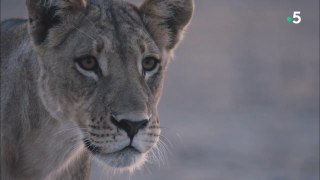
[
  {"left": 26, "top": 0, "right": 87, "bottom": 45},
  {"left": 140, "top": 0, "right": 194, "bottom": 50}
]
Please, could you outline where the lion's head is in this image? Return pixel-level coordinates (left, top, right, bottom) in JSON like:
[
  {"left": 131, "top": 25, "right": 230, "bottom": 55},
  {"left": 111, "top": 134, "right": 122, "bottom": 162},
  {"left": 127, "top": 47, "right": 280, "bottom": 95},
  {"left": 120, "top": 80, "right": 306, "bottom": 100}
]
[{"left": 26, "top": 0, "right": 193, "bottom": 170}]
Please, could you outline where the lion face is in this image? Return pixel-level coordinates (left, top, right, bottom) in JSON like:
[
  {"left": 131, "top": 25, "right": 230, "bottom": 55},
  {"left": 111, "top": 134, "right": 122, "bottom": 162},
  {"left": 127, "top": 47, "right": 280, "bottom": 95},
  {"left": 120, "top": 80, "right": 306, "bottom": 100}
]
[{"left": 27, "top": 0, "right": 193, "bottom": 170}]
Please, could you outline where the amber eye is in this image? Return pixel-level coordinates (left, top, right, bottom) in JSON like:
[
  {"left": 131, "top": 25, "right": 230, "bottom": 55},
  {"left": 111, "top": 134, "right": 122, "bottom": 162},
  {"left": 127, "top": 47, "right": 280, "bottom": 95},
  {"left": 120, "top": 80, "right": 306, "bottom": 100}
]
[
  {"left": 142, "top": 57, "right": 159, "bottom": 72},
  {"left": 75, "top": 55, "right": 98, "bottom": 71}
]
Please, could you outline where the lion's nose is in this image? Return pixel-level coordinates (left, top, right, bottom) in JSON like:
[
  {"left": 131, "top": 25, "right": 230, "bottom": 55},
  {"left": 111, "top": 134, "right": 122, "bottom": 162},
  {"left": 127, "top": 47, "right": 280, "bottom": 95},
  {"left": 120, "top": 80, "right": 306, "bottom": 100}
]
[{"left": 111, "top": 113, "right": 149, "bottom": 140}]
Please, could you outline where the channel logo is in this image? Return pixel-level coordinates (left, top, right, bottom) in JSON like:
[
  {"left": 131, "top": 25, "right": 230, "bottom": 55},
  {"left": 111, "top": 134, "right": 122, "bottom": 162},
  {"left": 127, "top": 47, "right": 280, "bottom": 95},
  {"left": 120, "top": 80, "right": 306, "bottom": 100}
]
[{"left": 287, "top": 11, "right": 302, "bottom": 24}]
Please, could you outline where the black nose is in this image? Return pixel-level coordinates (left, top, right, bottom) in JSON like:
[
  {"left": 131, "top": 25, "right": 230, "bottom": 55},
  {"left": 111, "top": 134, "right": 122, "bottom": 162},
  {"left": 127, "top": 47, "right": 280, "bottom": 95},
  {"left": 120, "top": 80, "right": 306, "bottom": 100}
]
[{"left": 111, "top": 117, "right": 148, "bottom": 140}]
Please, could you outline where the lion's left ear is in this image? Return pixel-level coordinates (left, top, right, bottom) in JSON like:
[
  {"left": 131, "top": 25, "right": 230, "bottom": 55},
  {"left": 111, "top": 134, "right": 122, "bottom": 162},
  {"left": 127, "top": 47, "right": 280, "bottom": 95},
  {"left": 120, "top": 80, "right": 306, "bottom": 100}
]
[
  {"left": 140, "top": 0, "right": 194, "bottom": 50},
  {"left": 26, "top": 0, "right": 87, "bottom": 45}
]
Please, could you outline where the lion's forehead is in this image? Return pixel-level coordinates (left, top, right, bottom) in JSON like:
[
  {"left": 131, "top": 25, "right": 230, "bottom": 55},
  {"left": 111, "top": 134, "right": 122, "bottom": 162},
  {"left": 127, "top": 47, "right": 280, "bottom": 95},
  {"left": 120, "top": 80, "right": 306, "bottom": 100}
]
[
  {"left": 47, "top": 1, "right": 155, "bottom": 54},
  {"left": 63, "top": 4, "right": 160, "bottom": 59},
  {"left": 85, "top": 2, "right": 148, "bottom": 41}
]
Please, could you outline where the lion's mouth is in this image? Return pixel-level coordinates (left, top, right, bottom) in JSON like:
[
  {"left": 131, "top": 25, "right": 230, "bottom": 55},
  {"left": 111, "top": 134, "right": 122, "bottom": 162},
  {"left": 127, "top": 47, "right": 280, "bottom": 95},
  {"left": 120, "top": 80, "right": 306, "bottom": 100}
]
[
  {"left": 84, "top": 139, "right": 146, "bottom": 168},
  {"left": 83, "top": 139, "right": 141, "bottom": 155},
  {"left": 115, "top": 146, "right": 141, "bottom": 154}
]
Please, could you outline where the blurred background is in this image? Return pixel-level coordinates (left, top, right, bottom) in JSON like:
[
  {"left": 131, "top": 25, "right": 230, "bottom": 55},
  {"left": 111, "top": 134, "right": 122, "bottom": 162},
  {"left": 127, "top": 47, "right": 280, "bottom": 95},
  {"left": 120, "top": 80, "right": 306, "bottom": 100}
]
[{"left": 1, "top": 0, "right": 319, "bottom": 180}]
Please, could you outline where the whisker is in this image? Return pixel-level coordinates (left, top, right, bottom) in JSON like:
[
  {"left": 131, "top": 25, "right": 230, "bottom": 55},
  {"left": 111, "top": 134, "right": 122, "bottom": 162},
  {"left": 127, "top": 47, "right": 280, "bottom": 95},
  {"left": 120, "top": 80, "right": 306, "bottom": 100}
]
[
  {"left": 52, "top": 127, "right": 89, "bottom": 137},
  {"left": 160, "top": 134, "right": 173, "bottom": 148},
  {"left": 150, "top": 142, "right": 166, "bottom": 166},
  {"left": 159, "top": 126, "right": 172, "bottom": 130},
  {"left": 158, "top": 138, "right": 171, "bottom": 155}
]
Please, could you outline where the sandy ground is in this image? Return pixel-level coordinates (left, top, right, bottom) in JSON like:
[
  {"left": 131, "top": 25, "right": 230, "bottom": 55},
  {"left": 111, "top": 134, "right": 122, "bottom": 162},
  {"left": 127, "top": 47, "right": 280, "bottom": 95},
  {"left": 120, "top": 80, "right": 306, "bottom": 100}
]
[{"left": 1, "top": 0, "right": 319, "bottom": 180}]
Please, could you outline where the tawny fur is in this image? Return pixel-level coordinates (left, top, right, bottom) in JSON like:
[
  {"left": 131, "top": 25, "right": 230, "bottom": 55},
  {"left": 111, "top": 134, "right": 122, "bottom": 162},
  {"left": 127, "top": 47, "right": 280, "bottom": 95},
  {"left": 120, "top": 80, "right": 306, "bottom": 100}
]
[{"left": 0, "top": 0, "right": 194, "bottom": 179}]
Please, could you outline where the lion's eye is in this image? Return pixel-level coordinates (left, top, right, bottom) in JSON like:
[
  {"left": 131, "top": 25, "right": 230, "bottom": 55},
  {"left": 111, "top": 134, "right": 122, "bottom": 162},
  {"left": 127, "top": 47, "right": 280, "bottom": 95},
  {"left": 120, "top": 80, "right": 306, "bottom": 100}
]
[
  {"left": 142, "top": 57, "right": 159, "bottom": 72},
  {"left": 75, "top": 55, "right": 98, "bottom": 71}
]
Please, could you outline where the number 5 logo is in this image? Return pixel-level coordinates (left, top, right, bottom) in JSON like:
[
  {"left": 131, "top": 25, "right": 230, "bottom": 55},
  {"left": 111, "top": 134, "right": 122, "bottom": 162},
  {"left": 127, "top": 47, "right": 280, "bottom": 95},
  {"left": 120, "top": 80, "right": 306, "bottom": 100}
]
[{"left": 293, "top": 11, "right": 301, "bottom": 24}]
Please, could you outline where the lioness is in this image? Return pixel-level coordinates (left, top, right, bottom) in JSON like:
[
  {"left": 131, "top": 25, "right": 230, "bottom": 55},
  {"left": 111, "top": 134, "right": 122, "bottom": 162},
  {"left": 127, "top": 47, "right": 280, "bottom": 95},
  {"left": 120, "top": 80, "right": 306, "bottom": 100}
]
[{"left": 0, "top": 0, "right": 193, "bottom": 179}]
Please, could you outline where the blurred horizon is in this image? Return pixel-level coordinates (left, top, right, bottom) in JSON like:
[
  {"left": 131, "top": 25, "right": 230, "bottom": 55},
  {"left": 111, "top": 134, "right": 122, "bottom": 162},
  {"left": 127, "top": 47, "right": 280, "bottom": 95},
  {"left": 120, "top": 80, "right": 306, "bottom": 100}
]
[{"left": 1, "top": 0, "right": 319, "bottom": 180}]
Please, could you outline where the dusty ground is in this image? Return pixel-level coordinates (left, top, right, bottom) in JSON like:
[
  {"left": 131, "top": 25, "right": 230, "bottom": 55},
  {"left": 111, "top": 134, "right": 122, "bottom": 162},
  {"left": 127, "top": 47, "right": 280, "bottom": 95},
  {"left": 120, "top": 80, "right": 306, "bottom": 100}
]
[{"left": 1, "top": 0, "right": 319, "bottom": 180}]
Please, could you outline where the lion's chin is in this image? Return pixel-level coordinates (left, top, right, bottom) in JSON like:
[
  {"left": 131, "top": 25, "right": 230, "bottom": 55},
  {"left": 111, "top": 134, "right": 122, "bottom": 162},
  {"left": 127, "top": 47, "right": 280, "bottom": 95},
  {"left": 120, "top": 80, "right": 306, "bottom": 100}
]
[{"left": 94, "top": 146, "right": 147, "bottom": 172}]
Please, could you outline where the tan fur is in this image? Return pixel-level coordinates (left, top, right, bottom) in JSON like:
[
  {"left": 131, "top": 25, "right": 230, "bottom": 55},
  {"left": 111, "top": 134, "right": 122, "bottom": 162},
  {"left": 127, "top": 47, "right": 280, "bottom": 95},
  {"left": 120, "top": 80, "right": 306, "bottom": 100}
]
[{"left": 1, "top": 0, "right": 193, "bottom": 179}]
